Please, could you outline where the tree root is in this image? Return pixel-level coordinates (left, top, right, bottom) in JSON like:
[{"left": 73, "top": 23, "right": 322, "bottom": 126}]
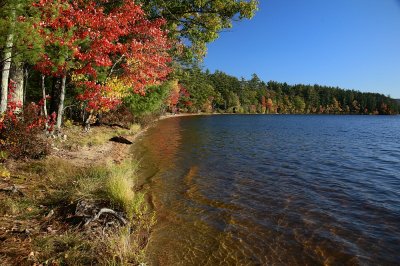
[{"left": 84, "top": 208, "right": 127, "bottom": 227}]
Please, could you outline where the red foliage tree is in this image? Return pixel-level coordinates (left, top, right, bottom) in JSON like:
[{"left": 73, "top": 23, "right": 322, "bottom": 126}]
[
  {"left": 34, "top": 0, "right": 172, "bottom": 113},
  {"left": 179, "top": 86, "right": 192, "bottom": 107}
]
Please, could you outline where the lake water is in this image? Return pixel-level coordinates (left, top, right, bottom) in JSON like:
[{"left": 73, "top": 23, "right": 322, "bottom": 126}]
[{"left": 133, "top": 115, "right": 400, "bottom": 265}]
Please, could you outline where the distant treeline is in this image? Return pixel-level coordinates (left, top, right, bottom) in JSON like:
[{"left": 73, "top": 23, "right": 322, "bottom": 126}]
[{"left": 176, "top": 67, "right": 400, "bottom": 115}]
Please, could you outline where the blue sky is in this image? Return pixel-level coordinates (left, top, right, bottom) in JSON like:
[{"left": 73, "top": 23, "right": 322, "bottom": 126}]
[{"left": 204, "top": 0, "right": 400, "bottom": 98}]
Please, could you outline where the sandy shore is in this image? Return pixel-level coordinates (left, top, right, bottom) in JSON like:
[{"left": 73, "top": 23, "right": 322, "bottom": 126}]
[{"left": 53, "top": 112, "right": 215, "bottom": 167}]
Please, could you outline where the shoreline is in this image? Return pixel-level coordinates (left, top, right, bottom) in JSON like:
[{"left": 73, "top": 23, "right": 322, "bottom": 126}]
[
  {"left": 0, "top": 112, "right": 207, "bottom": 265},
  {"left": 0, "top": 121, "right": 147, "bottom": 264}
]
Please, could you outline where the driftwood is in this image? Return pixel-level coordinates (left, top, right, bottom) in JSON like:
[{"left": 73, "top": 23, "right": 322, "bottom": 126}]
[
  {"left": 71, "top": 200, "right": 128, "bottom": 230},
  {"left": 109, "top": 136, "right": 133, "bottom": 145},
  {"left": 0, "top": 185, "right": 24, "bottom": 196},
  {"left": 84, "top": 208, "right": 127, "bottom": 227}
]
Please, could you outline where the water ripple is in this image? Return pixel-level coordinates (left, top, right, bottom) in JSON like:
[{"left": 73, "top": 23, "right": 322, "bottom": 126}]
[{"left": 135, "top": 115, "right": 400, "bottom": 265}]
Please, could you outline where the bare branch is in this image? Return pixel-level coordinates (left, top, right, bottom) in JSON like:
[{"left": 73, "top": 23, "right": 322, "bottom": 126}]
[{"left": 105, "top": 54, "right": 125, "bottom": 82}]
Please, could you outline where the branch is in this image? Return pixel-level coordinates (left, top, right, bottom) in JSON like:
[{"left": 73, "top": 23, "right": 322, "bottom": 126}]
[
  {"left": 84, "top": 208, "right": 127, "bottom": 227},
  {"left": 105, "top": 54, "right": 125, "bottom": 82}
]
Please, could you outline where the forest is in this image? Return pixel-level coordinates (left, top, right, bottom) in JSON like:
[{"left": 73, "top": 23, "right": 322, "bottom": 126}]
[{"left": 176, "top": 68, "right": 400, "bottom": 115}]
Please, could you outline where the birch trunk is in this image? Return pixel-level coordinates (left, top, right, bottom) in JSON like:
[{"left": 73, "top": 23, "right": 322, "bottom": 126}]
[
  {"left": 23, "top": 68, "right": 28, "bottom": 105},
  {"left": 56, "top": 75, "right": 66, "bottom": 132},
  {"left": 0, "top": 10, "right": 16, "bottom": 113},
  {"left": 11, "top": 63, "right": 24, "bottom": 111},
  {"left": 42, "top": 75, "right": 48, "bottom": 129}
]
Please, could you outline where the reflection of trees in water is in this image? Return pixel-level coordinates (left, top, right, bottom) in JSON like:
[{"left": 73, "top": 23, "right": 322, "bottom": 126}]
[{"left": 145, "top": 118, "right": 182, "bottom": 168}]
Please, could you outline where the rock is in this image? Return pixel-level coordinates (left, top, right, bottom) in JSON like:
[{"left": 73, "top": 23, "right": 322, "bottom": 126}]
[{"left": 109, "top": 136, "right": 133, "bottom": 145}]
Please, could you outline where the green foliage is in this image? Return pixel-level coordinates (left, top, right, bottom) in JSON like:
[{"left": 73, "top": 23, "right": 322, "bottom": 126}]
[
  {"left": 175, "top": 68, "right": 400, "bottom": 115},
  {"left": 0, "top": 0, "right": 44, "bottom": 65},
  {"left": 139, "top": 0, "right": 259, "bottom": 61},
  {"left": 226, "top": 91, "right": 240, "bottom": 109},
  {"left": 178, "top": 66, "right": 218, "bottom": 112},
  {"left": 124, "top": 82, "right": 171, "bottom": 117},
  {"left": 293, "top": 96, "right": 306, "bottom": 113},
  {"left": 209, "top": 70, "right": 242, "bottom": 108}
]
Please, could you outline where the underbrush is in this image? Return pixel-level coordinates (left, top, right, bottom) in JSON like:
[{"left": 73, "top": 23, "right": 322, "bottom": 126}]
[
  {"left": 100, "top": 105, "right": 135, "bottom": 129},
  {"left": 0, "top": 103, "right": 51, "bottom": 159}
]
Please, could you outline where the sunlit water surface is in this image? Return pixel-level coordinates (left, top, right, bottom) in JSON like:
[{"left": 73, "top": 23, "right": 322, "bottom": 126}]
[{"left": 133, "top": 115, "right": 400, "bottom": 265}]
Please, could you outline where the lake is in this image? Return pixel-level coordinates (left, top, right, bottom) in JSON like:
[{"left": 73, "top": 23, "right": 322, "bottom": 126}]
[{"left": 133, "top": 115, "right": 400, "bottom": 265}]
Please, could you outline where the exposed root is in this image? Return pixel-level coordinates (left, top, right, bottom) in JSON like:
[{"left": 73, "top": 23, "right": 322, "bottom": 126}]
[{"left": 84, "top": 208, "right": 127, "bottom": 227}]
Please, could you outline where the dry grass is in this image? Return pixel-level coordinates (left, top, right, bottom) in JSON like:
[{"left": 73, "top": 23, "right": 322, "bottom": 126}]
[
  {"left": 34, "top": 223, "right": 151, "bottom": 265},
  {"left": 0, "top": 164, "right": 10, "bottom": 178},
  {"left": 0, "top": 198, "right": 19, "bottom": 215},
  {"left": 34, "top": 231, "right": 94, "bottom": 265},
  {"left": 0, "top": 123, "right": 152, "bottom": 265},
  {"left": 58, "top": 124, "right": 141, "bottom": 150},
  {"left": 105, "top": 226, "right": 140, "bottom": 265},
  {"left": 29, "top": 159, "right": 151, "bottom": 265}
]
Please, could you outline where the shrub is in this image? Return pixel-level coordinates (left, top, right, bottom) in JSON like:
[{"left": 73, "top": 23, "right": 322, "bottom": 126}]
[
  {"left": 99, "top": 105, "right": 135, "bottom": 129},
  {"left": 0, "top": 103, "right": 53, "bottom": 159},
  {"left": 136, "top": 113, "right": 160, "bottom": 127}
]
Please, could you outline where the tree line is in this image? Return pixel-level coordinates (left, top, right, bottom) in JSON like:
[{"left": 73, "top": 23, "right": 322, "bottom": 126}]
[{"left": 174, "top": 68, "right": 400, "bottom": 115}]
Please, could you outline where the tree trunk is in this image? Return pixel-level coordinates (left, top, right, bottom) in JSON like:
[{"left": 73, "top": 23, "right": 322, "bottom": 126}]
[
  {"left": 50, "top": 77, "right": 61, "bottom": 115},
  {"left": 11, "top": 63, "right": 24, "bottom": 111},
  {"left": 84, "top": 110, "right": 93, "bottom": 132},
  {"left": 23, "top": 68, "right": 28, "bottom": 105},
  {"left": 42, "top": 75, "right": 48, "bottom": 129},
  {"left": 0, "top": 10, "right": 15, "bottom": 113},
  {"left": 56, "top": 75, "right": 66, "bottom": 132}
]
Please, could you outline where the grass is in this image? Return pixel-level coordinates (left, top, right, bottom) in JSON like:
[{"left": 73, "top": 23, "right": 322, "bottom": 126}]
[
  {"left": 0, "top": 198, "right": 19, "bottom": 215},
  {"left": 75, "top": 166, "right": 109, "bottom": 199},
  {"left": 34, "top": 222, "right": 152, "bottom": 265},
  {"left": 106, "top": 227, "right": 139, "bottom": 265},
  {"left": 0, "top": 164, "right": 10, "bottom": 178},
  {"left": 34, "top": 159, "right": 150, "bottom": 265},
  {"left": 35, "top": 158, "right": 145, "bottom": 220},
  {"left": 34, "top": 231, "right": 94, "bottom": 265},
  {"left": 58, "top": 123, "right": 141, "bottom": 150},
  {"left": 0, "top": 122, "right": 153, "bottom": 265},
  {"left": 105, "top": 161, "right": 145, "bottom": 220}
]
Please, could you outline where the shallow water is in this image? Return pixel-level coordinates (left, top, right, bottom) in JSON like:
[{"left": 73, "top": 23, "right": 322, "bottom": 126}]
[{"left": 133, "top": 115, "right": 400, "bottom": 265}]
